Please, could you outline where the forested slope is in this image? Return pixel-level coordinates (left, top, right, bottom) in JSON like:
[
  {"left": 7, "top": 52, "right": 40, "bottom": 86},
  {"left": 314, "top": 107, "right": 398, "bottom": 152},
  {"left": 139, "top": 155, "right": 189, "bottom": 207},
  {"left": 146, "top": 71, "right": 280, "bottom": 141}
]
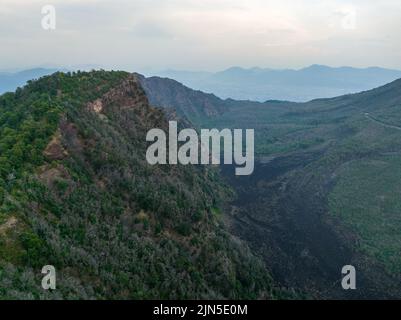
[{"left": 0, "top": 71, "right": 283, "bottom": 299}]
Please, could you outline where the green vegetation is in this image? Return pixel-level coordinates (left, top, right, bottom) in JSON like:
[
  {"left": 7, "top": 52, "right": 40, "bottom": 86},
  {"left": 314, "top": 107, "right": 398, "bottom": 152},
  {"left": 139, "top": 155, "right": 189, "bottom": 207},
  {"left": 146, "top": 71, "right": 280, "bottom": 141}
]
[
  {"left": 4, "top": 68, "right": 400, "bottom": 299},
  {"left": 0, "top": 71, "right": 282, "bottom": 299},
  {"left": 189, "top": 77, "right": 401, "bottom": 295},
  {"left": 329, "top": 156, "right": 401, "bottom": 274}
]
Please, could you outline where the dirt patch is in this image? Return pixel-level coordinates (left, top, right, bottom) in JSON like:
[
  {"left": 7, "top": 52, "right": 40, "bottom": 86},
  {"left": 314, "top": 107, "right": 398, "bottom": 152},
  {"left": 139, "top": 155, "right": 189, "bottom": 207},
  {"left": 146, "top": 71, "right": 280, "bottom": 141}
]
[
  {"left": 0, "top": 216, "right": 18, "bottom": 236},
  {"left": 87, "top": 99, "right": 103, "bottom": 113},
  {"left": 59, "top": 119, "right": 84, "bottom": 153},
  {"left": 38, "top": 164, "right": 70, "bottom": 188},
  {"left": 44, "top": 130, "right": 68, "bottom": 160}
]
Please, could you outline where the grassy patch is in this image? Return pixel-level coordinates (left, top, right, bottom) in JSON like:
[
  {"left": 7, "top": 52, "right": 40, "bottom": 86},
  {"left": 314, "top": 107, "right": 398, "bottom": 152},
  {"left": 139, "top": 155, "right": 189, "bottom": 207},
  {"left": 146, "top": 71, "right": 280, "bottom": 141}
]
[{"left": 329, "top": 155, "right": 401, "bottom": 274}]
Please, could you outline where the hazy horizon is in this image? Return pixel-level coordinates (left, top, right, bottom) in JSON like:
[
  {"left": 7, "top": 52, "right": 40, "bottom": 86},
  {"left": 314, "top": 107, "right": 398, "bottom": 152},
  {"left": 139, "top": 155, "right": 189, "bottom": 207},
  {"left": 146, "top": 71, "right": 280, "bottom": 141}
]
[
  {"left": 2, "top": 63, "right": 401, "bottom": 75},
  {"left": 2, "top": 62, "right": 401, "bottom": 103},
  {"left": 2, "top": 0, "right": 401, "bottom": 71}
]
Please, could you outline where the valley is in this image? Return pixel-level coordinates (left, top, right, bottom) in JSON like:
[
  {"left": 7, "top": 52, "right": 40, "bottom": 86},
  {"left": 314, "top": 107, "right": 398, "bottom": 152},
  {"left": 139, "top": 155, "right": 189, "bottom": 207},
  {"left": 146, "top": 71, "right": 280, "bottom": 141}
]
[{"left": 143, "top": 74, "right": 401, "bottom": 298}]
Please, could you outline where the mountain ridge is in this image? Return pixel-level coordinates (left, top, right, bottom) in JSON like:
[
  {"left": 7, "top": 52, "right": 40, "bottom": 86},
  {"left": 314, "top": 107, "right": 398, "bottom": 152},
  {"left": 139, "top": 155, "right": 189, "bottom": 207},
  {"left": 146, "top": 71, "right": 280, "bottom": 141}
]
[
  {"left": 153, "top": 65, "right": 401, "bottom": 102},
  {"left": 0, "top": 70, "right": 282, "bottom": 299},
  {"left": 136, "top": 73, "right": 229, "bottom": 126}
]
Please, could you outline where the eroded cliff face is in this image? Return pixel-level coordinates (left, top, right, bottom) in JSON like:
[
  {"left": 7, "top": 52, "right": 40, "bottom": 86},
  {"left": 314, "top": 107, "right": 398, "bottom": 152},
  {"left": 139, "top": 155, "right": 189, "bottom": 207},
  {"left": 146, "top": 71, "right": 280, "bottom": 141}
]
[{"left": 88, "top": 75, "right": 149, "bottom": 112}]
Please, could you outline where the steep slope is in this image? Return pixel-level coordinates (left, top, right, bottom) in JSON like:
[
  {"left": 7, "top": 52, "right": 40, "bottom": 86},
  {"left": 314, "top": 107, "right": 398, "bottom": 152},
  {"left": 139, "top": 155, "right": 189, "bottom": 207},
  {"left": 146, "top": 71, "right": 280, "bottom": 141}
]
[
  {"left": 0, "top": 71, "right": 282, "bottom": 299},
  {"left": 136, "top": 73, "right": 228, "bottom": 126},
  {"left": 216, "top": 78, "right": 401, "bottom": 298},
  {"left": 142, "top": 74, "right": 401, "bottom": 298}
]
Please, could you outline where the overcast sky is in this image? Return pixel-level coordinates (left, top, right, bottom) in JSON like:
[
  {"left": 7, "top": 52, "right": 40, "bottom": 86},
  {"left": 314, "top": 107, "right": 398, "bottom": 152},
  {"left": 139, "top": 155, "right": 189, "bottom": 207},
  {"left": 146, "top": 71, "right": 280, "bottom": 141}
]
[{"left": 1, "top": 0, "right": 401, "bottom": 72}]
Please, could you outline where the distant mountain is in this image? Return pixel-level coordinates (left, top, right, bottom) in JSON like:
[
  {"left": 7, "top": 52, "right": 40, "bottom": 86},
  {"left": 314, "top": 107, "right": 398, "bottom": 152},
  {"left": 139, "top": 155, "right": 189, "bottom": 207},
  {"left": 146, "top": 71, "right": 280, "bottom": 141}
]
[
  {"left": 152, "top": 65, "right": 401, "bottom": 102},
  {"left": 0, "top": 68, "right": 60, "bottom": 94}
]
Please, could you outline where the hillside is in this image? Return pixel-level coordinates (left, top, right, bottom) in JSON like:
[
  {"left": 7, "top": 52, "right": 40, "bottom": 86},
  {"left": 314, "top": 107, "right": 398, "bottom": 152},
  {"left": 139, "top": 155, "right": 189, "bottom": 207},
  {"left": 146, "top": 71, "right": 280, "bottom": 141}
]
[
  {"left": 218, "top": 78, "right": 401, "bottom": 298},
  {"left": 0, "top": 71, "right": 283, "bottom": 299},
  {"left": 142, "top": 73, "right": 401, "bottom": 298},
  {"left": 2, "top": 70, "right": 401, "bottom": 299},
  {"left": 136, "top": 73, "right": 228, "bottom": 126}
]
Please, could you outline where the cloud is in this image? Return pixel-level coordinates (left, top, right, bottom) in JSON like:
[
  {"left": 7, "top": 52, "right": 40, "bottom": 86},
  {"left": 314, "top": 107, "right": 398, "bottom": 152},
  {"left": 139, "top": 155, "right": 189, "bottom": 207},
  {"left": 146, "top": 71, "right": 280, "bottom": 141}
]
[{"left": 0, "top": 0, "right": 401, "bottom": 70}]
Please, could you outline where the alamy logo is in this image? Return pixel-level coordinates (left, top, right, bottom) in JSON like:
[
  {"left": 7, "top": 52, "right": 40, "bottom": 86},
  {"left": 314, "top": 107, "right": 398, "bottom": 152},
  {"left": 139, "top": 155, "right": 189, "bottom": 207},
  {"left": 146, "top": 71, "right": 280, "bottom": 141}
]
[
  {"left": 146, "top": 121, "right": 254, "bottom": 175},
  {"left": 41, "top": 5, "right": 56, "bottom": 30},
  {"left": 41, "top": 265, "right": 56, "bottom": 290},
  {"left": 341, "top": 265, "right": 356, "bottom": 290}
]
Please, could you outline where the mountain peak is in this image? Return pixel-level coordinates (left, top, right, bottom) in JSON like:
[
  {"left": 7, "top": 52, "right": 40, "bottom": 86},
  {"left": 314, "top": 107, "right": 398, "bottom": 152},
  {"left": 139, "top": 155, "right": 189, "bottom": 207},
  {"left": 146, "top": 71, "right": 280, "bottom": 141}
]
[
  {"left": 302, "top": 64, "right": 333, "bottom": 71},
  {"left": 0, "top": 70, "right": 276, "bottom": 299}
]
